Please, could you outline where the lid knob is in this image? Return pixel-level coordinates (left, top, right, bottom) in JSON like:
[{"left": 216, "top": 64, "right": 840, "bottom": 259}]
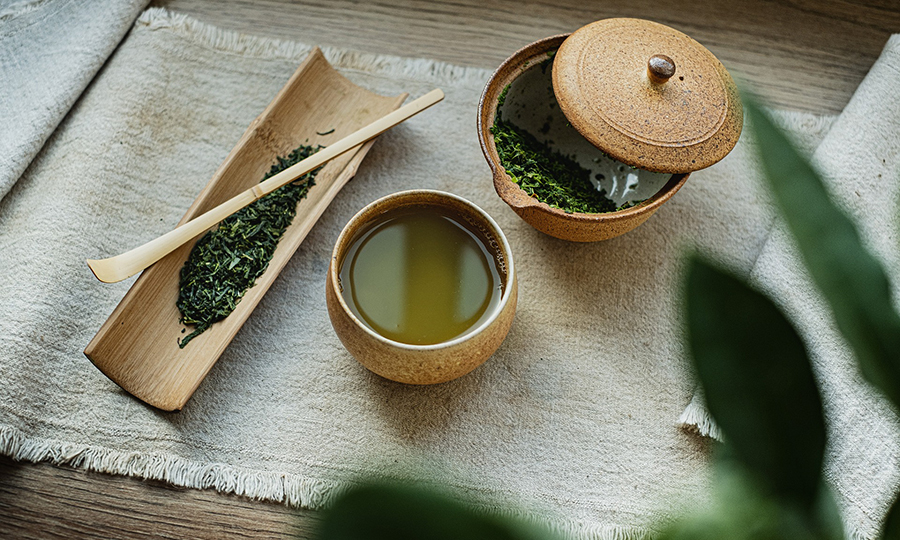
[
  {"left": 647, "top": 54, "right": 676, "bottom": 84},
  {"left": 552, "top": 18, "right": 743, "bottom": 173}
]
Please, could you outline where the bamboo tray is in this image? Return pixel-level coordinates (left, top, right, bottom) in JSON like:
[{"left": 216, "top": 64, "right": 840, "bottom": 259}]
[{"left": 85, "top": 48, "right": 407, "bottom": 411}]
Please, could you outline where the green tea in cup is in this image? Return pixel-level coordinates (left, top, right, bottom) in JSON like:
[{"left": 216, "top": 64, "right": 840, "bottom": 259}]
[{"left": 338, "top": 205, "right": 505, "bottom": 345}]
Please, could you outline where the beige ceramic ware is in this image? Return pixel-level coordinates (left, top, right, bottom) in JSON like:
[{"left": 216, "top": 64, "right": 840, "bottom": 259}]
[
  {"left": 478, "top": 19, "right": 743, "bottom": 242},
  {"left": 553, "top": 18, "right": 743, "bottom": 173},
  {"left": 326, "top": 190, "right": 518, "bottom": 385},
  {"left": 85, "top": 48, "right": 407, "bottom": 411}
]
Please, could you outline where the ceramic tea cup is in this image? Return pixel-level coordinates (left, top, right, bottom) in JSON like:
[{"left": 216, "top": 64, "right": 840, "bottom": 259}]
[
  {"left": 326, "top": 189, "right": 517, "bottom": 385},
  {"left": 477, "top": 34, "right": 690, "bottom": 242}
]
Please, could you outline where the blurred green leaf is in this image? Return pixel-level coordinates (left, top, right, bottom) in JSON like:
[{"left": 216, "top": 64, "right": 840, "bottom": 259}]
[
  {"left": 314, "top": 481, "right": 556, "bottom": 540},
  {"left": 812, "top": 480, "right": 848, "bottom": 540},
  {"left": 746, "top": 97, "right": 900, "bottom": 409},
  {"left": 686, "top": 256, "right": 826, "bottom": 514},
  {"left": 882, "top": 492, "right": 900, "bottom": 540},
  {"left": 657, "top": 459, "right": 839, "bottom": 540}
]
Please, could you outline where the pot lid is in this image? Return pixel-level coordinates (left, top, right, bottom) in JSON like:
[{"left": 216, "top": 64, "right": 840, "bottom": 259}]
[{"left": 552, "top": 18, "right": 743, "bottom": 174}]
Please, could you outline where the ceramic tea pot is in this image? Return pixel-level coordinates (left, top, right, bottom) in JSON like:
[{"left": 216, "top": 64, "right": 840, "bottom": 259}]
[{"left": 477, "top": 18, "right": 743, "bottom": 242}]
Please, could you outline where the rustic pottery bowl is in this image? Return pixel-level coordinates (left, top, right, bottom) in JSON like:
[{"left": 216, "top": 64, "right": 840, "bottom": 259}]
[
  {"left": 326, "top": 190, "right": 517, "bottom": 385},
  {"left": 477, "top": 34, "right": 690, "bottom": 242}
]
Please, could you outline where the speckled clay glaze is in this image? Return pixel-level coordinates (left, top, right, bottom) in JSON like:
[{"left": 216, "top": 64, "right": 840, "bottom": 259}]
[
  {"left": 478, "top": 35, "right": 689, "bottom": 242},
  {"left": 326, "top": 190, "right": 517, "bottom": 385},
  {"left": 553, "top": 18, "right": 743, "bottom": 173},
  {"left": 477, "top": 19, "right": 743, "bottom": 242}
]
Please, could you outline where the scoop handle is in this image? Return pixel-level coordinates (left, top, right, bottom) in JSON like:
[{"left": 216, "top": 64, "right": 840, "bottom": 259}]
[{"left": 87, "top": 89, "right": 444, "bottom": 283}]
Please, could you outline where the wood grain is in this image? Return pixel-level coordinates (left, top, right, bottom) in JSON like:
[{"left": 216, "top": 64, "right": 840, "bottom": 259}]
[
  {"left": 0, "top": 455, "right": 319, "bottom": 539},
  {"left": 153, "top": 0, "right": 900, "bottom": 114},
  {"left": 3, "top": 0, "right": 899, "bottom": 538}
]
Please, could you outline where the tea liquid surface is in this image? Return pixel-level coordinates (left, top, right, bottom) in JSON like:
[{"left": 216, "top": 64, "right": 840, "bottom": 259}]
[{"left": 339, "top": 206, "right": 503, "bottom": 345}]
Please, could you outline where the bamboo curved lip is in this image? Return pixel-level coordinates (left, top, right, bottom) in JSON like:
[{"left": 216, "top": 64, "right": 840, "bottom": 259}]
[{"left": 553, "top": 18, "right": 743, "bottom": 174}]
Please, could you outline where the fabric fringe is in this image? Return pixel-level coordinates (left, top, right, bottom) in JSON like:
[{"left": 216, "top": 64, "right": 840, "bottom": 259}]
[
  {"left": 137, "top": 7, "right": 493, "bottom": 90},
  {"left": 0, "top": 0, "right": 55, "bottom": 22},
  {"left": 677, "top": 392, "right": 723, "bottom": 442},
  {"left": 482, "top": 504, "right": 657, "bottom": 540},
  {"left": 0, "top": 425, "right": 340, "bottom": 508},
  {"left": 1, "top": 424, "right": 658, "bottom": 539},
  {"left": 548, "top": 522, "right": 655, "bottom": 540}
]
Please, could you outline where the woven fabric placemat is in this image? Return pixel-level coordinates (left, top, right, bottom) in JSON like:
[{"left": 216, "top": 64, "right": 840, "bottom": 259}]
[
  {"left": 0, "top": 0, "right": 148, "bottom": 202},
  {"left": 0, "top": 8, "right": 841, "bottom": 538}
]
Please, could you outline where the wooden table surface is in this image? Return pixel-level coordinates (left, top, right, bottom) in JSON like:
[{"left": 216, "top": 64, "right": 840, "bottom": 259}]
[{"left": 2, "top": 0, "right": 898, "bottom": 537}]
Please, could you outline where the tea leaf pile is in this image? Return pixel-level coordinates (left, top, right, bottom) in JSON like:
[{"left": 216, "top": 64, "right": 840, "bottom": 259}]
[
  {"left": 491, "top": 118, "right": 619, "bottom": 214},
  {"left": 177, "top": 145, "right": 323, "bottom": 348}
]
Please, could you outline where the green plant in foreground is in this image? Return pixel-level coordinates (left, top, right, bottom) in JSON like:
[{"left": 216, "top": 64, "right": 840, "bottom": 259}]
[
  {"left": 674, "top": 256, "right": 841, "bottom": 540},
  {"left": 665, "top": 96, "right": 900, "bottom": 539},
  {"left": 314, "top": 481, "right": 557, "bottom": 540},
  {"left": 177, "top": 145, "right": 323, "bottom": 347}
]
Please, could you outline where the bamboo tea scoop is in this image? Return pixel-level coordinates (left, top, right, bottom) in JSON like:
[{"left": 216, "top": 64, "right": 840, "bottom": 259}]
[{"left": 87, "top": 88, "right": 444, "bottom": 283}]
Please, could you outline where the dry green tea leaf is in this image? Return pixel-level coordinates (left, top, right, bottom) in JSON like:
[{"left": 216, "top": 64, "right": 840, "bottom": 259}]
[{"left": 177, "top": 145, "right": 323, "bottom": 347}]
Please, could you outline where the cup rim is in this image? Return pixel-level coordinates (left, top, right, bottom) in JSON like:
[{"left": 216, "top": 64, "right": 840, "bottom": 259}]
[{"left": 329, "top": 189, "right": 516, "bottom": 351}]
